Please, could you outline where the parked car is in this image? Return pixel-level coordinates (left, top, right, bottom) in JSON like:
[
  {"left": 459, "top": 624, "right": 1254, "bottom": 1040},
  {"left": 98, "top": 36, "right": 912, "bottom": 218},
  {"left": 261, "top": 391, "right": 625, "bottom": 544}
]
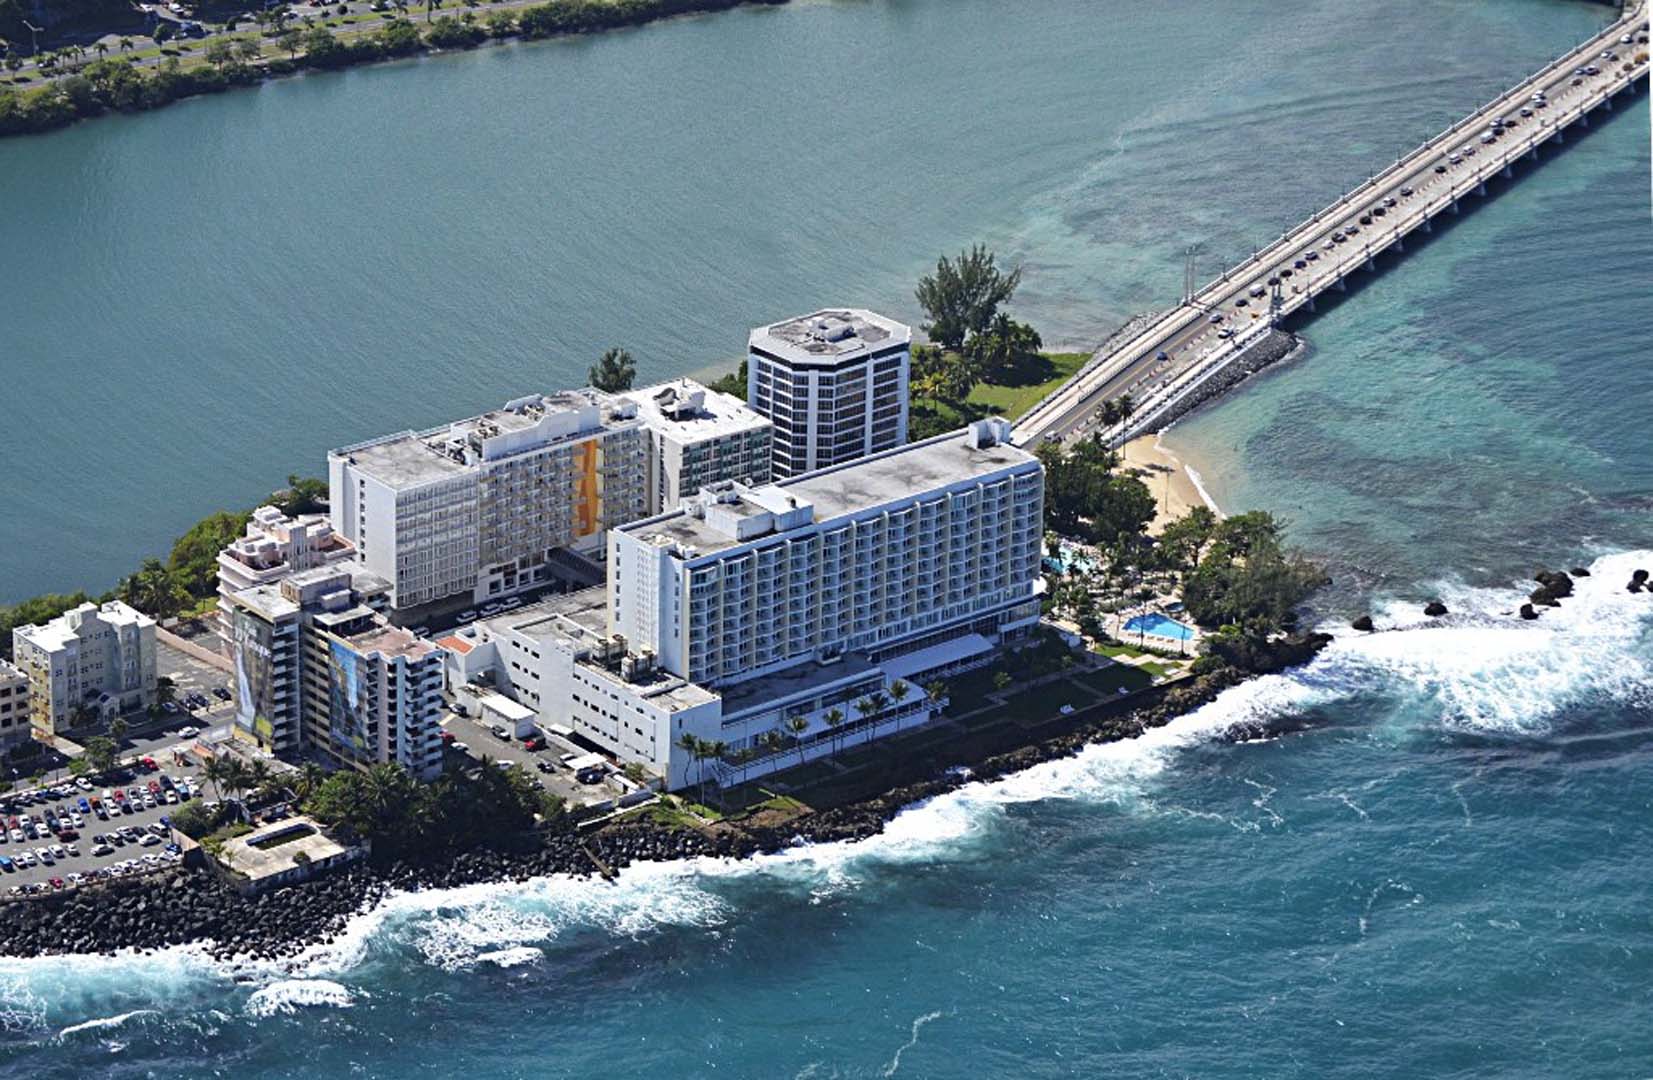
[{"left": 178, "top": 726, "right": 200, "bottom": 738}]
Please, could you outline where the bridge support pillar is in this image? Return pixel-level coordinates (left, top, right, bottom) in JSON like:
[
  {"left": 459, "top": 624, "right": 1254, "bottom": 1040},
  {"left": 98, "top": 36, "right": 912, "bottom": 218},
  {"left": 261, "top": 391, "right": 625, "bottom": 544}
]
[
  {"left": 1603, "top": 95, "right": 1613, "bottom": 111},
  {"left": 1333, "top": 276, "right": 1346, "bottom": 293},
  {"left": 1306, "top": 295, "right": 1316, "bottom": 313},
  {"left": 1448, "top": 199, "right": 1459, "bottom": 215},
  {"left": 1364, "top": 256, "right": 1375, "bottom": 272},
  {"left": 1475, "top": 181, "right": 1486, "bottom": 197},
  {"left": 1502, "top": 163, "right": 1513, "bottom": 179},
  {"left": 1527, "top": 146, "right": 1538, "bottom": 161},
  {"left": 1421, "top": 215, "right": 1432, "bottom": 234},
  {"left": 1579, "top": 111, "right": 1589, "bottom": 128},
  {"left": 1394, "top": 236, "right": 1404, "bottom": 253}
]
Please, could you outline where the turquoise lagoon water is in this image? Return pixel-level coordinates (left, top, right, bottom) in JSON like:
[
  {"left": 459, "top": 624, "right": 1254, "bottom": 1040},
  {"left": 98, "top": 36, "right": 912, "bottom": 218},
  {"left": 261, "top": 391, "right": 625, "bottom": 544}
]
[{"left": 1, "top": 2, "right": 1651, "bottom": 1077}]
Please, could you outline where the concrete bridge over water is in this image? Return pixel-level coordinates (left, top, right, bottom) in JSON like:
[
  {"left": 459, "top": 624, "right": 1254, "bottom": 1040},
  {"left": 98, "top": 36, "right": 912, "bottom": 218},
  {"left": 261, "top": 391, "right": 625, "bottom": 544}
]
[{"left": 1012, "top": 4, "right": 1650, "bottom": 449}]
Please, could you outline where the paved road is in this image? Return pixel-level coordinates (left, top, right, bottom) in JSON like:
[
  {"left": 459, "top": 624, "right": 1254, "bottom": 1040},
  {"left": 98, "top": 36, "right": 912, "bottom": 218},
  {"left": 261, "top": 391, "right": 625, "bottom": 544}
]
[{"left": 1014, "top": 6, "right": 1650, "bottom": 447}]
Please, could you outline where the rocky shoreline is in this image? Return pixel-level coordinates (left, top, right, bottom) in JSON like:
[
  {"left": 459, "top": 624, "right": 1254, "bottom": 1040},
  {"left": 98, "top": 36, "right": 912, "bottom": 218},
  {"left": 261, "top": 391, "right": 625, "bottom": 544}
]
[{"left": 0, "top": 639, "right": 1330, "bottom": 967}]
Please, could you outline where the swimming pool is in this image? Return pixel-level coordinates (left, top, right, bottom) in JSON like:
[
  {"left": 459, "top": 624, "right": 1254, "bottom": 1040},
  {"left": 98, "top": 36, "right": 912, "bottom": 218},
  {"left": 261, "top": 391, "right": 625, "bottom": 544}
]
[{"left": 1123, "top": 612, "right": 1197, "bottom": 641}]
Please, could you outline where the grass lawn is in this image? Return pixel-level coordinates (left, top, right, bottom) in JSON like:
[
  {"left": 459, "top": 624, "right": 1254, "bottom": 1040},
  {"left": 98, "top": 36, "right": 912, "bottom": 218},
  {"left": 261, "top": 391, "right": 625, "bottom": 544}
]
[
  {"left": 1075, "top": 665, "right": 1155, "bottom": 697},
  {"left": 965, "top": 352, "right": 1089, "bottom": 421}
]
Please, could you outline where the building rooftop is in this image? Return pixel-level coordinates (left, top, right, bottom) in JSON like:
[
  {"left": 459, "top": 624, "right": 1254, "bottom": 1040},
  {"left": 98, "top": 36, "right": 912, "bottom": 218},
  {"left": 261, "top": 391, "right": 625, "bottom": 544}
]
[
  {"left": 344, "top": 621, "right": 443, "bottom": 663},
  {"left": 216, "top": 817, "right": 359, "bottom": 884},
  {"left": 13, "top": 601, "right": 154, "bottom": 652},
  {"left": 615, "top": 379, "right": 770, "bottom": 444},
  {"left": 749, "top": 309, "right": 911, "bottom": 366},
  {"left": 332, "top": 390, "right": 641, "bottom": 491},
  {"left": 622, "top": 421, "right": 1037, "bottom": 558}
]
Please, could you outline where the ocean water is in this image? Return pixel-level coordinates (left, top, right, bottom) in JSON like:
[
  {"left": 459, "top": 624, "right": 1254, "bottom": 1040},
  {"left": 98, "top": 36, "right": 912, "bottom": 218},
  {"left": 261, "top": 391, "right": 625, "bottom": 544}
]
[
  {"left": 0, "top": 0, "right": 1619, "bottom": 600},
  {"left": 2, "top": 1, "right": 1652, "bottom": 1077}
]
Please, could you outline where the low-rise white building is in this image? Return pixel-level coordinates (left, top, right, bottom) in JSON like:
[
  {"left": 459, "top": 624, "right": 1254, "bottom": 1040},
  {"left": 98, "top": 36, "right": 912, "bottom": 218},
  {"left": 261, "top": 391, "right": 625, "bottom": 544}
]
[
  {"left": 613, "top": 380, "right": 773, "bottom": 513},
  {"left": 0, "top": 660, "right": 31, "bottom": 755},
  {"left": 11, "top": 601, "right": 157, "bottom": 736},
  {"left": 443, "top": 419, "right": 1044, "bottom": 790}
]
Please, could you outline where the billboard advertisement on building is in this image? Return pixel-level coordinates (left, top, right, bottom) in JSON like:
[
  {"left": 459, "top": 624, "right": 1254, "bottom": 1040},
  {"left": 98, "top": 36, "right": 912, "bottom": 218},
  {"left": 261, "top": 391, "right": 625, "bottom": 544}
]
[
  {"left": 328, "top": 640, "right": 372, "bottom": 762},
  {"left": 232, "top": 611, "right": 278, "bottom": 746}
]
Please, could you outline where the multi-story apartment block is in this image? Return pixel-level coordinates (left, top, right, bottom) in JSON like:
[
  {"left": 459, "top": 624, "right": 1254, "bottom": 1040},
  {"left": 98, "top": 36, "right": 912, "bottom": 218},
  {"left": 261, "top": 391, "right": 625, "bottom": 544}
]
[
  {"left": 215, "top": 505, "right": 355, "bottom": 648},
  {"left": 0, "top": 660, "right": 31, "bottom": 755},
  {"left": 444, "top": 419, "right": 1043, "bottom": 790},
  {"left": 328, "top": 390, "right": 647, "bottom": 613},
  {"left": 11, "top": 601, "right": 156, "bottom": 736},
  {"left": 223, "top": 566, "right": 445, "bottom": 779},
  {"left": 613, "top": 379, "right": 773, "bottom": 513},
  {"left": 747, "top": 309, "right": 911, "bottom": 478}
]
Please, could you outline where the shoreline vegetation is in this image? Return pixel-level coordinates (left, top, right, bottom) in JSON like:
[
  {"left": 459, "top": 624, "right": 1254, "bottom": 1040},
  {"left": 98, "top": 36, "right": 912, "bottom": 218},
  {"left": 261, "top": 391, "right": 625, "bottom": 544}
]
[
  {"left": 0, "top": 0, "right": 789, "bottom": 138},
  {"left": 0, "top": 631, "right": 1330, "bottom": 963}
]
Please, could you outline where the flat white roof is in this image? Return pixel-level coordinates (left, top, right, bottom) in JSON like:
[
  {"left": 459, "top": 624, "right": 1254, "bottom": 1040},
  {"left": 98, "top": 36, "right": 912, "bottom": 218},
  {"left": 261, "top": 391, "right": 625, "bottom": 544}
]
[
  {"left": 617, "top": 379, "right": 769, "bottom": 444},
  {"left": 749, "top": 309, "right": 911, "bottom": 366}
]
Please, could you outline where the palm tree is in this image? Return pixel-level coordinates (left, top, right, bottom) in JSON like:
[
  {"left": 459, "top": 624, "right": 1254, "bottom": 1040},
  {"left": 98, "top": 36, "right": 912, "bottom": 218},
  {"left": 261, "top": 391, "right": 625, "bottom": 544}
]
[
  {"left": 118, "top": 36, "right": 134, "bottom": 53},
  {"left": 887, "top": 681, "right": 911, "bottom": 733},
  {"left": 852, "top": 696, "right": 877, "bottom": 745},
  {"left": 245, "top": 759, "right": 275, "bottom": 801},
  {"left": 822, "top": 707, "right": 845, "bottom": 756},
  {"left": 108, "top": 717, "right": 128, "bottom": 746},
  {"left": 292, "top": 761, "right": 327, "bottom": 802},
  {"left": 1116, "top": 392, "right": 1135, "bottom": 432},
  {"left": 676, "top": 732, "right": 704, "bottom": 795},
  {"left": 202, "top": 755, "right": 230, "bottom": 799},
  {"left": 588, "top": 347, "right": 636, "bottom": 392},
  {"left": 923, "top": 679, "right": 948, "bottom": 710},
  {"left": 93, "top": 41, "right": 109, "bottom": 59},
  {"left": 784, "top": 711, "right": 810, "bottom": 766}
]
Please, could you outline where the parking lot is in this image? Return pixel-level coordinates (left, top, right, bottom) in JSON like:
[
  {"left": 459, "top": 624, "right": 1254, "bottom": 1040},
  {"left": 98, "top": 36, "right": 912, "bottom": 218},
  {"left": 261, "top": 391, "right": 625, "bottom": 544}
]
[
  {"left": 0, "top": 757, "right": 214, "bottom": 894},
  {"left": 439, "top": 712, "right": 603, "bottom": 808}
]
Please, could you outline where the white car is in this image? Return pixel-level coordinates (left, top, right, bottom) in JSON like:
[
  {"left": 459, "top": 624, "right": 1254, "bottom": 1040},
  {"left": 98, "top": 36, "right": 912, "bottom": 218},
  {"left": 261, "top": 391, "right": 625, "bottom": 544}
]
[
  {"left": 177, "top": 726, "right": 200, "bottom": 738},
  {"left": 7, "top": 830, "right": 20, "bottom": 844},
  {"left": 139, "top": 834, "right": 160, "bottom": 847},
  {"left": 74, "top": 778, "right": 92, "bottom": 790},
  {"left": 15, "top": 852, "right": 35, "bottom": 868},
  {"left": 35, "top": 848, "right": 53, "bottom": 865},
  {"left": 165, "top": 790, "right": 179, "bottom": 804}
]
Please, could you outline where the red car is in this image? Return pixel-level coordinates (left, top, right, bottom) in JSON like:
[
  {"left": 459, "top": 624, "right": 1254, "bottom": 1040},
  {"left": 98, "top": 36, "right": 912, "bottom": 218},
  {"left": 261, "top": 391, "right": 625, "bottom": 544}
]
[
  {"left": 139, "top": 757, "right": 158, "bottom": 772},
  {"left": 49, "top": 877, "right": 64, "bottom": 890},
  {"left": 147, "top": 780, "right": 161, "bottom": 795},
  {"left": 112, "top": 790, "right": 126, "bottom": 804},
  {"left": 439, "top": 731, "right": 456, "bottom": 745},
  {"left": 522, "top": 737, "right": 545, "bottom": 752}
]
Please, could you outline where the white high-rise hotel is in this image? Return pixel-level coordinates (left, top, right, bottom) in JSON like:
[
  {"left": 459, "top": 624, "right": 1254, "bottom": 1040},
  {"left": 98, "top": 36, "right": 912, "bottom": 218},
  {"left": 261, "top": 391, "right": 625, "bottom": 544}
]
[
  {"left": 328, "top": 390, "right": 649, "bottom": 612},
  {"left": 747, "top": 309, "right": 911, "bottom": 478},
  {"left": 444, "top": 419, "right": 1043, "bottom": 790}
]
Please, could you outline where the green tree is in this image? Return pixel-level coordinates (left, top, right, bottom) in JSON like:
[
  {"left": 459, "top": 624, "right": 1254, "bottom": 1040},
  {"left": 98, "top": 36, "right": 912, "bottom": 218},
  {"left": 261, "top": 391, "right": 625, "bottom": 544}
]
[
  {"left": 821, "top": 707, "right": 845, "bottom": 756},
  {"left": 108, "top": 717, "right": 128, "bottom": 745},
  {"left": 82, "top": 735, "right": 119, "bottom": 774},
  {"left": 168, "top": 509, "right": 251, "bottom": 597},
  {"left": 588, "top": 347, "right": 636, "bottom": 392},
  {"left": 120, "top": 558, "right": 189, "bottom": 620},
  {"left": 966, "top": 312, "right": 1042, "bottom": 383},
  {"left": 915, "top": 243, "right": 1023, "bottom": 351},
  {"left": 783, "top": 711, "right": 809, "bottom": 766},
  {"left": 151, "top": 20, "right": 174, "bottom": 46},
  {"left": 68, "top": 757, "right": 90, "bottom": 778},
  {"left": 277, "top": 28, "right": 304, "bottom": 58},
  {"left": 170, "top": 800, "right": 217, "bottom": 839},
  {"left": 204, "top": 37, "right": 233, "bottom": 69},
  {"left": 992, "top": 670, "right": 1012, "bottom": 692},
  {"left": 291, "top": 761, "right": 328, "bottom": 801},
  {"left": 234, "top": 36, "right": 262, "bottom": 63}
]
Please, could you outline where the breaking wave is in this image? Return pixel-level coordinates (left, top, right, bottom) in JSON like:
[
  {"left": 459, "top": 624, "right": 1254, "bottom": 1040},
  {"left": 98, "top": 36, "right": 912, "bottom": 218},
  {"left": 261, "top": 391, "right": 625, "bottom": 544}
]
[
  {"left": 6, "top": 552, "right": 1648, "bottom": 1022},
  {"left": 244, "top": 979, "right": 358, "bottom": 1017}
]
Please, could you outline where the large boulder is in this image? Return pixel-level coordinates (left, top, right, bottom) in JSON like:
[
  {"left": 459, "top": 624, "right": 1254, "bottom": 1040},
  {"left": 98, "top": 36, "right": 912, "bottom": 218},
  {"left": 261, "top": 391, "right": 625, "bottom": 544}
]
[
  {"left": 1423, "top": 600, "right": 1448, "bottom": 617},
  {"left": 1630, "top": 569, "right": 1649, "bottom": 594},
  {"left": 1532, "top": 570, "right": 1573, "bottom": 605},
  {"left": 1519, "top": 603, "right": 1539, "bottom": 621},
  {"left": 1351, "top": 615, "right": 1375, "bottom": 632},
  {"left": 1570, "top": 567, "right": 1591, "bottom": 578}
]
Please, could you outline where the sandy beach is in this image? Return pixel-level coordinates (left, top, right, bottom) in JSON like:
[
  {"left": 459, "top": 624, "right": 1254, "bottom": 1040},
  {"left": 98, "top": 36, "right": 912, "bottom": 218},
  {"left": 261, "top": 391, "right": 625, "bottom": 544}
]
[{"left": 1120, "top": 433, "right": 1222, "bottom": 534}]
